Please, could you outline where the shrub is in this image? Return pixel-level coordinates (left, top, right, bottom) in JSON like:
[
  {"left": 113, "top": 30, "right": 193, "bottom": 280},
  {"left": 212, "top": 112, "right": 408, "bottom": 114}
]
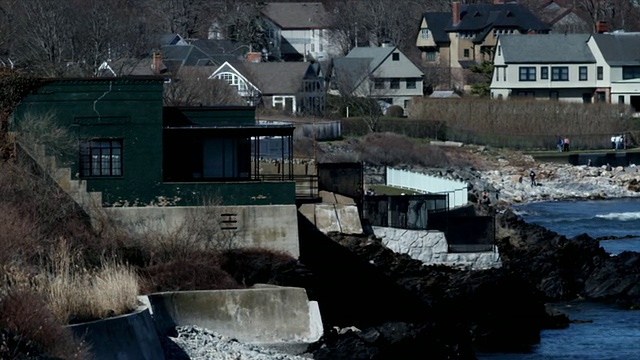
[
  {"left": 0, "top": 288, "right": 90, "bottom": 359},
  {"left": 141, "top": 251, "right": 240, "bottom": 293},
  {"left": 220, "top": 248, "right": 302, "bottom": 287},
  {"left": 386, "top": 105, "right": 404, "bottom": 117}
]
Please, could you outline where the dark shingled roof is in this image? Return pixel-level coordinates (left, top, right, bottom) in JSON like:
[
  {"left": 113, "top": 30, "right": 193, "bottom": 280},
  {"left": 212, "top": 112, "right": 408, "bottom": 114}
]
[
  {"left": 592, "top": 33, "right": 640, "bottom": 66},
  {"left": 447, "top": 3, "right": 549, "bottom": 43},
  {"left": 261, "top": 2, "right": 330, "bottom": 29},
  {"left": 224, "top": 61, "right": 317, "bottom": 95},
  {"left": 500, "top": 34, "right": 594, "bottom": 63},
  {"left": 421, "top": 12, "right": 452, "bottom": 44}
]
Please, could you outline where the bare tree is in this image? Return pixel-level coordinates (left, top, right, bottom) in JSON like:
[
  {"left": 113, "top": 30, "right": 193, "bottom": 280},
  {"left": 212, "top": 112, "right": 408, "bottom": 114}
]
[
  {"left": 70, "top": 0, "right": 155, "bottom": 76},
  {"left": 164, "top": 67, "right": 245, "bottom": 106},
  {"left": 209, "top": 0, "right": 267, "bottom": 49},
  {"left": 11, "top": 0, "right": 74, "bottom": 76},
  {"left": 329, "top": 60, "right": 383, "bottom": 132},
  {"left": 143, "top": 0, "right": 215, "bottom": 39}
]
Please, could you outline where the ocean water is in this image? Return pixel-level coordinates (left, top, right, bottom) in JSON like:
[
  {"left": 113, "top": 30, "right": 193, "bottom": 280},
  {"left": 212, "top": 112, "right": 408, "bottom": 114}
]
[{"left": 478, "top": 198, "right": 640, "bottom": 359}]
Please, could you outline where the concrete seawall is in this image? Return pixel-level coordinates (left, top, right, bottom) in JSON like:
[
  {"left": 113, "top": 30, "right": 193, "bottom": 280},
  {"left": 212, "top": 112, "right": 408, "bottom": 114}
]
[
  {"left": 148, "top": 286, "right": 323, "bottom": 346},
  {"left": 67, "top": 306, "right": 164, "bottom": 360}
]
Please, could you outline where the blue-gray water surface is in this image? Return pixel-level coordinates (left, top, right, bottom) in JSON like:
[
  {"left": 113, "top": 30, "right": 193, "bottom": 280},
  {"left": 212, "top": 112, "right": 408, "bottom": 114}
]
[{"left": 478, "top": 198, "right": 640, "bottom": 360}]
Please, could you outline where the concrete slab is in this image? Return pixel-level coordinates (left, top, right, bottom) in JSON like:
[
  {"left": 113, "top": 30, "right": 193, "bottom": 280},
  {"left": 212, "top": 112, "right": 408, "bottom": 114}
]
[
  {"left": 335, "top": 204, "right": 363, "bottom": 234},
  {"left": 314, "top": 204, "right": 341, "bottom": 233},
  {"left": 318, "top": 190, "right": 337, "bottom": 204},
  {"left": 334, "top": 193, "right": 356, "bottom": 205},
  {"left": 298, "top": 204, "right": 316, "bottom": 226},
  {"left": 67, "top": 306, "right": 164, "bottom": 360},
  {"left": 148, "top": 287, "right": 323, "bottom": 346}
]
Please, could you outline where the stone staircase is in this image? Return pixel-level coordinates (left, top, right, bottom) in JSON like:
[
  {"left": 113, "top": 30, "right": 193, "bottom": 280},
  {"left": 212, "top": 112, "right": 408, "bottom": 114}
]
[{"left": 21, "top": 143, "right": 106, "bottom": 221}]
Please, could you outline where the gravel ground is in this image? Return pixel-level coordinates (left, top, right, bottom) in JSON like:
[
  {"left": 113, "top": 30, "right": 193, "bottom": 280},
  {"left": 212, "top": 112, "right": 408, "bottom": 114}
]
[{"left": 161, "top": 326, "right": 314, "bottom": 360}]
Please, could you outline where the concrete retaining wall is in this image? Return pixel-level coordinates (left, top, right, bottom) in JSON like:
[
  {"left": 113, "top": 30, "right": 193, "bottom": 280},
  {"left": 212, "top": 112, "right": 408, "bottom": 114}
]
[
  {"left": 103, "top": 204, "right": 300, "bottom": 257},
  {"left": 298, "top": 203, "right": 363, "bottom": 235},
  {"left": 373, "top": 226, "right": 501, "bottom": 270},
  {"left": 67, "top": 306, "right": 164, "bottom": 360},
  {"left": 148, "top": 287, "right": 323, "bottom": 345}
]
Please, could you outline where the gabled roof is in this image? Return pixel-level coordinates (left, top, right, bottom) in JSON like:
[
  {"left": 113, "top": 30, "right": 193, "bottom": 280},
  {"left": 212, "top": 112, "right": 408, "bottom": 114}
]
[
  {"left": 421, "top": 12, "right": 452, "bottom": 44},
  {"left": 499, "top": 34, "right": 594, "bottom": 63},
  {"left": 345, "top": 46, "right": 396, "bottom": 71},
  {"left": 446, "top": 3, "right": 549, "bottom": 43},
  {"left": 161, "top": 45, "right": 216, "bottom": 67},
  {"left": 331, "top": 57, "right": 372, "bottom": 92},
  {"left": 213, "top": 61, "right": 318, "bottom": 95},
  {"left": 190, "top": 39, "right": 248, "bottom": 58},
  {"left": 449, "top": 4, "right": 549, "bottom": 31},
  {"left": 591, "top": 33, "right": 640, "bottom": 66},
  {"left": 261, "top": 2, "right": 330, "bottom": 29},
  {"left": 156, "top": 34, "right": 186, "bottom": 46}
]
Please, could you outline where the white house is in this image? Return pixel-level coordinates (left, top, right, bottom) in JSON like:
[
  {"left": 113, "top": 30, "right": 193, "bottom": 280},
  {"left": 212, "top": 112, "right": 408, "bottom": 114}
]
[
  {"left": 210, "top": 61, "right": 324, "bottom": 115},
  {"left": 490, "top": 32, "right": 640, "bottom": 114},
  {"left": 491, "top": 34, "right": 596, "bottom": 102},
  {"left": 588, "top": 32, "right": 640, "bottom": 112},
  {"left": 261, "top": 2, "right": 340, "bottom": 62},
  {"left": 330, "top": 45, "right": 424, "bottom": 111}
]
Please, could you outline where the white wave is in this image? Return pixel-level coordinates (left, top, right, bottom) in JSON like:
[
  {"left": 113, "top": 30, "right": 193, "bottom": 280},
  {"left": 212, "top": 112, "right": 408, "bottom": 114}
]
[{"left": 596, "top": 212, "right": 640, "bottom": 221}]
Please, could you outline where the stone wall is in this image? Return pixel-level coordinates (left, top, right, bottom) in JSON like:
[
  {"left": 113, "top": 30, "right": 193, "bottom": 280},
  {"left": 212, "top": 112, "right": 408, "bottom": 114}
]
[{"left": 373, "top": 226, "right": 501, "bottom": 270}]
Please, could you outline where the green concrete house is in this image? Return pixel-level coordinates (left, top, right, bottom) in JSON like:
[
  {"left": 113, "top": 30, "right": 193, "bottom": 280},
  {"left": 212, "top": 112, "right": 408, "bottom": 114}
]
[{"left": 12, "top": 76, "right": 300, "bottom": 256}]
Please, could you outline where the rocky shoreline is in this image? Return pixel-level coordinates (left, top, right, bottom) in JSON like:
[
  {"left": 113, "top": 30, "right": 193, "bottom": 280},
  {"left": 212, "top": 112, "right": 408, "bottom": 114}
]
[{"left": 303, "top": 145, "right": 640, "bottom": 359}]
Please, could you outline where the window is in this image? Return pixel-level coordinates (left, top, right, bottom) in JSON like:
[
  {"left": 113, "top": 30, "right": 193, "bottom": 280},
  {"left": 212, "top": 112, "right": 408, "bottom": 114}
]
[
  {"left": 519, "top": 67, "right": 536, "bottom": 81},
  {"left": 497, "top": 45, "right": 501, "bottom": 56},
  {"left": 319, "top": 43, "right": 323, "bottom": 52},
  {"left": 217, "top": 72, "right": 247, "bottom": 91},
  {"left": 311, "top": 43, "right": 315, "bottom": 52},
  {"left": 597, "top": 91, "right": 606, "bottom": 102},
  {"left": 551, "top": 66, "right": 569, "bottom": 81},
  {"left": 406, "top": 78, "right": 416, "bottom": 89},
  {"left": 390, "top": 79, "right": 400, "bottom": 89},
  {"left": 463, "top": 49, "right": 470, "bottom": 58},
  {"left": 549, "top": 91, "right": 559, "bottom": 100},
  {"left": 374, "top": 78, "right": 385, "bottom": 89},
  {"left": 495, "top": 68, "right": 499, "bottom": 82},
  {"left": 426, "top": 51, "right": 436, "bottom": 61},
  {"left": 597, "top": 66, "right": 603, "bottom": 80},
  {"left": 619, "top": 95, "right": 625, "bottom": 104},
  {"left": 392, "top": 53, "right": 400, "bottom": 61},
  {"left": 582, "top": 93, "right": 592, "bottom": 103},
  {"left": 541, "top": 67, "right": 548, "bottom": 80},
  {"left": 80, "top": 139, "right": 123, "bottom": 177},
  {"left": 623, "top": 66, "right": 640, "bottom": 80},
  {"left": 421, "top": 29, "right": 429, "bottom": 39},
  {"left": 579, "top": 66, "right": 588, "bottom": 81},
  {"left": 517, "top": 91, "right": 535, "bottom": 98}
]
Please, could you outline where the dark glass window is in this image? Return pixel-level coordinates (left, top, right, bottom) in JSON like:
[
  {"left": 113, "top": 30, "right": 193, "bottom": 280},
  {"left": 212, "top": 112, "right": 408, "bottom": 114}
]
[
  {"left": 80, "top": 139, "right": 123, "bottom": 177},
  {"left": 519, "top": 67, "right": 536, "bottom": 81},
  {"left": 623, "top": 66, "right": 640, "bottom": 80},
  {"left": 551, "top": 67, "right": 569, "bottom": 81},
  {"left": 597, "top": 66, "right": 603, "bottom": 80},
  {"left": 579, "top": 66, "right": 588, "bottom": 81},
  {"left": 541, "top": 67, "right": 548, "bottom": 80}
]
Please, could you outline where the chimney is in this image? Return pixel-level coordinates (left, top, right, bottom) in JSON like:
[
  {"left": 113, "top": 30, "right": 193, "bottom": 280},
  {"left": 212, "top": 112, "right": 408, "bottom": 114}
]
[
  {"left": 452, "top": 1, "right": 460, "bottom": 25},
  {"left": 596, "top": 21, "right": 608, "bottom": 33},
  {"left": 246, "top": 52, "right": 262, "bottom": 63},
  {"left": 152, "top": 51, "right": 162, "bottom": 73}
]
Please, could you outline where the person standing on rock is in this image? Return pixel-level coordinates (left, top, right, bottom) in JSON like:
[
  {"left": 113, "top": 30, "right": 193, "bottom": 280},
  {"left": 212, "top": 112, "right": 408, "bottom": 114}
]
[{"left": 530, "top": 171, "right": 537, "bottom": 186}]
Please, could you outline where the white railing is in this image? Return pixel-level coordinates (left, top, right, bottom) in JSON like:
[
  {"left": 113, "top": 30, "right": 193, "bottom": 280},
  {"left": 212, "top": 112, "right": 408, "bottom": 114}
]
[{"left": 386, "top": 167, "right": 468, "bottom": 209}]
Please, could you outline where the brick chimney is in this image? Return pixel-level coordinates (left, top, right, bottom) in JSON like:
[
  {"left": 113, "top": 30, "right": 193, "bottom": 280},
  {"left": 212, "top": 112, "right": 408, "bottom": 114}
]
[
  {"left": 151, "top": 51, "right": 162, "bottom": 73},
  {"left": 246, "top": 52, "right": 262, "bottom": 63},
  {"left": 452, "top": 1, "right": 461, "bottom": 25},
  {"left": 596, "top": 21, "right": 608, "bottom": 33}
]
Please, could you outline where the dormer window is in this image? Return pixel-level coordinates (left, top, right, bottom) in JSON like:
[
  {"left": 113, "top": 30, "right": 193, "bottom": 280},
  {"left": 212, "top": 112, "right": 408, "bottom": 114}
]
[{"left": 421, "top": 28, "right": 429, "bottom": 39}]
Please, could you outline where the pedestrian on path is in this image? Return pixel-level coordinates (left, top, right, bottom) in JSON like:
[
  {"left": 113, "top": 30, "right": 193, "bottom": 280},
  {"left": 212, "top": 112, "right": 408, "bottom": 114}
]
[
  {"left": 530, "top": 170, "right": 537, "bottom": 186},
  {"left": 557, "top": 138, "right": 564, "bottom": 152},
  {"left": 563, "top": 137, "right": 570, "bottom": 152}
]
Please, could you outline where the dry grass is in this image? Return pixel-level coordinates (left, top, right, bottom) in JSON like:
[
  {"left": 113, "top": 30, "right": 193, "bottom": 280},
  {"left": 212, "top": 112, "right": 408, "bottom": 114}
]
[{"left": 39, "top": 241, "right": 139, "bottom": 324}]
